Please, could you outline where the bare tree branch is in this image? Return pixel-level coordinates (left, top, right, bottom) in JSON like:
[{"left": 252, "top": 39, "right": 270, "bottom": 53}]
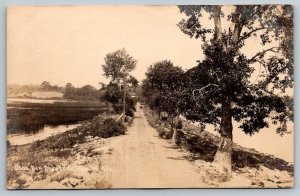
[
  {"left": 192, "top": 84, "right": 219, "bottom": 98},
  {"left": 248, "top": 47, "right": 279, "bottom": 63},
  {"left": 238, "top": 27, "right": 267, "bottom": 42}
]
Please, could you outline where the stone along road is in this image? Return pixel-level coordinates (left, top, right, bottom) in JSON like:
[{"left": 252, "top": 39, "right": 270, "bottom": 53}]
[{"left": 101, "top": 104, "right": 210, "bottom": 188}]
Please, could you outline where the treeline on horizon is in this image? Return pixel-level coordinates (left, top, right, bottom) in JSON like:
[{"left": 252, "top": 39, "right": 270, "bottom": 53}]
[{"left": 7, "top": 81, "right": 105, "bottom": 101}]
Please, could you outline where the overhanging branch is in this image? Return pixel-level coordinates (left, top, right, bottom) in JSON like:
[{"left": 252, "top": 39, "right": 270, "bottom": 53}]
[
  {"left": 238, "top": 27, "right": 267, "bottom": 42},
  {"left": 248, "top": 47, "right": 279, "bottom": 63},
  {"left": 192, "top": 84, "right": 219, "bottom": 98}
]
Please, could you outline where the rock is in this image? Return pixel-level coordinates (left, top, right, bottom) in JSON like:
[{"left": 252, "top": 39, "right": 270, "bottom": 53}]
[
  {"left": 80, "top": 149, "right": 89, "bottom": 156},
  {"left": 261, "top": 180, "right": 278, "bottom": 188},
  {"left": 86, "top": 152, "right": 95, "bottom": 157},
  {"left": 51, "top": 170, "right": 72, "bottom": 182},
  {"left": 50, "top": 170, "right": 82, "bottom": 182},
  {"left": 277, "top": 182, "right": 293, "bottom": 188},
  {"left": 194, "top": 160, "right": 206, "bottom": 167},
  {"left": 247, "top": 168, "right": 259, "bottom": 177},
  {"left": 257, "top": 165, "right": 276, "bottom": 181},
  {"left": 250, "top": 181, "right": 264, "bottom": 188},
  {"left": 29, "top": 179, "right": 50, "bottom": 189},
  {"left": 60, "top": 178, "right": 72, "bottom": 188},
  {"left": 94, "top": 136, "right": 100, "bottom": 140},
  {"left": 7, "top": 180, "right": 19, "bottom": 189},
  {"left": 92, "top": 147, "right": 110, "bottom": 155},
  {"left": 220, "top": 174, "right": 252, "bottom": 188},
  {"left": 257, "top": 165, "right": 292, "bottom": 184},
  {"left": 274, "top": 170, "right": 292, "bottom": 183},
  {"left": 68, "top": 178, "right": 82, "bottom": 187},
  {"left": 74, "top": 157, "right": 88, "bottom": 165},
  {"left": 18, "top": 174, "right": 33, "bottom": 183},
  {"left": 125, "top": 116, "right": 132, "bottom": 123},
  {"left": 85, "top": 135, "right": 93, "bottom": 142},
  {"left": 42, "top": 181, "right": 68, "bottom": 189},
  {"left": 72, "top": 144, "right": 78, "bottom": 148},
  {"left": 33, "top": 174, "right": 43, "bottom": 181}
]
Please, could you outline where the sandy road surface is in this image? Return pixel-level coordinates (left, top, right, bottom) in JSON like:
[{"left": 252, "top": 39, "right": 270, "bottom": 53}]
[{"left": 101, "top": 104, "right": 210, "bottom": 188}]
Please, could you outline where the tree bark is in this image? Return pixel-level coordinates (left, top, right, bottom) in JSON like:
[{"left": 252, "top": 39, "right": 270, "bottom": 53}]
[
  {"left": 232, "top": 23, "right": 243, "bottom": 44},
  {"left": 171, "top": 117, "right": 177, "bottom": 145},
  {"left": 214, "top": 6, "right": 222, "bottom": 41},
  {"left": 213, "top": 88, "right": 233, "bottom": 180}
]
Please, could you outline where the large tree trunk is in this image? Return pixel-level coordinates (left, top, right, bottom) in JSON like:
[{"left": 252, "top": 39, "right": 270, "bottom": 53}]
[
  {"left": 213, "top": 92, "right": 233, "bottom": 180},
  {"left": 214, "top": 6, "right": 222, "bottom": 41}
]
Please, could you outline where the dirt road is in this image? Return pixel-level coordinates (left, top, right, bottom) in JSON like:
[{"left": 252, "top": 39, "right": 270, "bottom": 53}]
[{"left": 101, "top": 103, "right": 210, "bottom": 188}]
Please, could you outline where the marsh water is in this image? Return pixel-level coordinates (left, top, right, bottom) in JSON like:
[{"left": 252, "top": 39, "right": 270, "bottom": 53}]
[
  {"left": 7, "top": 98, "right": 110, "bottom": 145},
  {"left": 7, "top": 124, "right": 81, "bottom": 145}
]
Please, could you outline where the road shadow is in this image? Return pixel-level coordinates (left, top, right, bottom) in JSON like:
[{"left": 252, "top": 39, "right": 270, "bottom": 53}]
[
  {"left": 163, "top": 145, "right": 178, "bottom": 149},
  {"left": 166, "top": 156, "right": 185, "bottom": 161}
]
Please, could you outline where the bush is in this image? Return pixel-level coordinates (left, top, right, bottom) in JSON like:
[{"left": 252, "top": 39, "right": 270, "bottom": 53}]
[
  {"left": 176, "top": 119, "right": 183, "bottom": 129},
  {"left": 30, "top": 139, "right": 44, "bottom": 151},
  {"left": 125, "top": 109, "right": 134, "bottom": 117},
  {"left": 98, "top": 118, "right": 126, "bottom": 137},
  {"left": 157, "top": 127, "right": 165, "bottom": 138},
  {"left": 50, "top": 149, "right": 72, "bottom": 158}
]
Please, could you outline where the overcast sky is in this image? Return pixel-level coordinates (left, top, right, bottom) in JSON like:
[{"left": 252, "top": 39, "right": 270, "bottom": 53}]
[
  {"left": 7, "top": 5, "right": 280, "bottom": 89},
  {"left": 7, "top": 5, "right": 208, "bottom": 87}
]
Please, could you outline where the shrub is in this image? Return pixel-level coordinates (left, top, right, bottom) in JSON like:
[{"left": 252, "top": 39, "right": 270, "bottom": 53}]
[
  {"left": 29, "top": 139, "right": 44, "bottom": 151},
  {"left": 125, "top": 109, "right": 134, "bottom": 117},
  {"left": 98, "top": 118, "right": 126, "bottom": 137},
  {"left": 50, "top": 149, "right": 72, "bottom": 158},
  {"left": 176, "top": 119, "right": 183, "bottom": 129},
  {"left": 157, "top": 127, "right": 165, "bottom": 138}
]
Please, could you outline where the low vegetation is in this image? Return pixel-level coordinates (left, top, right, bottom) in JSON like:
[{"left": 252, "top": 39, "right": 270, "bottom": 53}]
[{"left": 27, "top": 117, "right": 126, "bottom": 151}]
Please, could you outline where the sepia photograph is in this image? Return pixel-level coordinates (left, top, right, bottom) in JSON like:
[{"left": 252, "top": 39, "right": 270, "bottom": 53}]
[{"left": 6, "top": 5, "right": 294, "bottom": 189}]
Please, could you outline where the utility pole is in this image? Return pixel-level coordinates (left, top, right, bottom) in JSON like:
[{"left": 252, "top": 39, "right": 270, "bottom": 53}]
[
  {"left": 120, "top": 66, "right": 128, "bottom": 122},
  {"left": 123, "top": 75, "right": 126, "bottom": 120}
]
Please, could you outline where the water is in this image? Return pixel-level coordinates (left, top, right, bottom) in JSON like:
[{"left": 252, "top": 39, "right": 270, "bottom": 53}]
[
  {"left": 7, "top": 98, "right": 108, "bottom": 145},
  {"left": 203, "top": 122, "right": 294, "bottom": 163},
  {"left": 7, "top": 124, "right": 81, "bottom": 146},
  {"left": 7, "top": 98, "right": 77, "bottom": 104}
]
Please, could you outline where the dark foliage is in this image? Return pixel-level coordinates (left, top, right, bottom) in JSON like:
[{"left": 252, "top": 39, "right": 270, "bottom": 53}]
[
  {"left": 64, "top": 83, "right": 103, "bottom": 100},
  {"left": 103, "top": 82, "right": 136, "bottom": 115},
  {"left": 142, "top": 60, "right": 186, "bottom": 122}
]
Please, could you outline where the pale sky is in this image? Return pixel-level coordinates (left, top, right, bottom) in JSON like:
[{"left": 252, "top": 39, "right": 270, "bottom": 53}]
[
  {"left": 7, "top": 5, "right": 285, "bottom": 88},
  {"left": 7, "top": 5, "right": 206, "bottom": 87}
]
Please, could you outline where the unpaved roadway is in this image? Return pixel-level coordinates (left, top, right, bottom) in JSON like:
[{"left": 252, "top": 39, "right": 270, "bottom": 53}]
[{"left": 101, "top": 103, "right": 210, "bottom": 188}]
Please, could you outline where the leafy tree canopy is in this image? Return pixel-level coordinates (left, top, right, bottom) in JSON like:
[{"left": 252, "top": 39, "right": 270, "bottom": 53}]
[
  {"left": 102, "top": 48, "right": 137, "bottom": 82},
  {"left": 178, "top": 5, "right": 293, "bottom": 136}
]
